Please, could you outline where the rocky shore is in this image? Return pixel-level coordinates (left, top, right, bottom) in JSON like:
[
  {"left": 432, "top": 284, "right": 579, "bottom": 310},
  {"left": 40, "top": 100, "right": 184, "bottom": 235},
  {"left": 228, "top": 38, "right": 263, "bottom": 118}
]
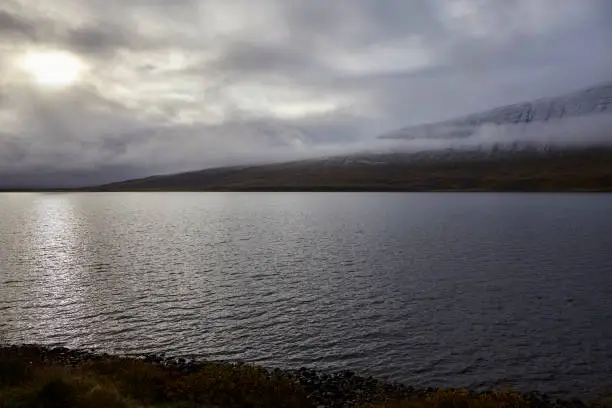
[{"left": 0, "top": 345, "right": 602, "bottom": 408}]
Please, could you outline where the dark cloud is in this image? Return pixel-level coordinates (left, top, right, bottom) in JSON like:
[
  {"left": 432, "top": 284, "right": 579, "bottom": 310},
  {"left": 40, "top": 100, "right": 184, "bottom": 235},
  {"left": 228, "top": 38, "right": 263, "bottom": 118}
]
[
  {"left": 0, "top": 9, "right": 35, "bottom": 39},
  {"left": 0, "top": 6, "right": 145, "bottom": 59},
  {"left": 1, "top": 0, "right": 611, "bottom": 187},
  {"left": 206, "top": 40, "right": 329, "bottom": 80},
  {"left": 65, "top": 24, "right": 140, "bottom": 57}
]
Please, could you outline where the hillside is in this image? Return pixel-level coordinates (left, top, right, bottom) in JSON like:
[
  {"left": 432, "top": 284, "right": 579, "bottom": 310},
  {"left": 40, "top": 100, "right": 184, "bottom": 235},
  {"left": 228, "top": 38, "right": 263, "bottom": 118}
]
[
  {"left": 93, "top": 148, "right": 612, "bottom": 192},
  {"left": 88, "top": 82, "right": 612, "bottom": 193}
]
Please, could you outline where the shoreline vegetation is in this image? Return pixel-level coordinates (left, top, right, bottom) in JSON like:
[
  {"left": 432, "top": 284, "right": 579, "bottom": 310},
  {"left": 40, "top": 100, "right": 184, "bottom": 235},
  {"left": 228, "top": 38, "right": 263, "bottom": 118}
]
[
  {"left": 0, "top": 346, "right": 607, "bottom": 408},
  {"left": 1, "top": 148, "right": 612, "bottom": 193}
]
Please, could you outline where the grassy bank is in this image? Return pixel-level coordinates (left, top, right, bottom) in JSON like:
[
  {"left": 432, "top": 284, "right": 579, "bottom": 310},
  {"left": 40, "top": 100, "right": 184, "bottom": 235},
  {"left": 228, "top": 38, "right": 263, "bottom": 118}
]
[{"left": 0, "top": 346, "right": 605, "bottom": 408}]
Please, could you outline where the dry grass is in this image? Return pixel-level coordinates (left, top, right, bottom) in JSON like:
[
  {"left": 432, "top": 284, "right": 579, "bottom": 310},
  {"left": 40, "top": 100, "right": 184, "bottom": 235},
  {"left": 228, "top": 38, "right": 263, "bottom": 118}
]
[
  {"left": 2, "top": 346, "right": 609, "bottom": 408},
  {"left": 0, "top": 346, "right": 308, "bottom": 407}
]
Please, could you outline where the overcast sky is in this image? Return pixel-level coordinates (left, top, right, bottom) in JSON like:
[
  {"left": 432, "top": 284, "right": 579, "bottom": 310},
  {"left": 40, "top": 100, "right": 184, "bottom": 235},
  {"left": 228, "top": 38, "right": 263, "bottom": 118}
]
[{"left": 1, "top": 0, "right": 611, "bottom": 186}]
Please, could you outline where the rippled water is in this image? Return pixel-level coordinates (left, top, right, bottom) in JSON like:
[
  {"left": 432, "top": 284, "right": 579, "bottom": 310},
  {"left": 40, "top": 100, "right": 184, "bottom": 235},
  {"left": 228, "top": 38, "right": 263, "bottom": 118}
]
[{"left": 1, "top": 193, "right": 612, "bottom": 396}]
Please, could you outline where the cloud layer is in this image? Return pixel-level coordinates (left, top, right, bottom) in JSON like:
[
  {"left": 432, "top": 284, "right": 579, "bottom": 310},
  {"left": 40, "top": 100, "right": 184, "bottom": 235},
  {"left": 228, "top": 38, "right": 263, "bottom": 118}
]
[{"left": 1, "top": 0, "right": 611, "bottom": 186}]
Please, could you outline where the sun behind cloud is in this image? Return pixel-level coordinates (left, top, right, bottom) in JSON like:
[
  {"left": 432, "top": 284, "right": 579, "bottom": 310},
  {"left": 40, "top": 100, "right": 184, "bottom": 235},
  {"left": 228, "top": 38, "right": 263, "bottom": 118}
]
[{"left": 19, "top": 50, "right": 85, "bottom": 88}]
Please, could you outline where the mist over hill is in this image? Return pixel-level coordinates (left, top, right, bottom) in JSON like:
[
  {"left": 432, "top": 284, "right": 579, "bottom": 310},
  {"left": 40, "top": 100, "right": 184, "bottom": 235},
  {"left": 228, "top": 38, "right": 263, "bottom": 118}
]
[
  {"left": 90, "top": 146, "right": 612, "bottom": 192},
  {"left": 82, "top": 81, "right": 612, "bottom": 192},
  {"left": 380, "top": 82, "right": 612, "bottom": 142},
  {"left": 4, "top": 82, "right": 611, "bottom": 192}
]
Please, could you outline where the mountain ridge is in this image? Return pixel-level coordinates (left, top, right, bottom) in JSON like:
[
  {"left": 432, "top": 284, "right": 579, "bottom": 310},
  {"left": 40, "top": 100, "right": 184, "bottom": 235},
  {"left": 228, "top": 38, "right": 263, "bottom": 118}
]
[
  {"left": 83, "top": 81, "right": 612, "bottom": 192},
  {"left": 380, "top": 81, "right": 612, "bottom": 140}
]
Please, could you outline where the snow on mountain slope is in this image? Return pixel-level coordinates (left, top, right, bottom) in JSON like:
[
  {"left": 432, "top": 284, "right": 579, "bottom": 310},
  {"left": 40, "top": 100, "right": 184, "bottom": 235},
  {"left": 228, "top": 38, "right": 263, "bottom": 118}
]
[{"left": 380, "top": 82, "right": 612, "bottom": 141}]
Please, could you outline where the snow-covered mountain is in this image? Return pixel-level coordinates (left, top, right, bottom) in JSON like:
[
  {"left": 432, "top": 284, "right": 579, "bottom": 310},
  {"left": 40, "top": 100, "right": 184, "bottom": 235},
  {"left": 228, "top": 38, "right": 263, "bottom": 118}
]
[{"left": 380, "top": 82, "right": 612, "bottom": 141}]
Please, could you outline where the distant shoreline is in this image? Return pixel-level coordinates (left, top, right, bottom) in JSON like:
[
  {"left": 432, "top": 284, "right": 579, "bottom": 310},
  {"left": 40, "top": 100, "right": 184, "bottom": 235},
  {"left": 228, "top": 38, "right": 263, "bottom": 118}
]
[
  {"left": 2, "top": 188, "right": 612, "bottom": 193},
  {"left": 3, "top": 148, "right": 612, "bottom": 193}
]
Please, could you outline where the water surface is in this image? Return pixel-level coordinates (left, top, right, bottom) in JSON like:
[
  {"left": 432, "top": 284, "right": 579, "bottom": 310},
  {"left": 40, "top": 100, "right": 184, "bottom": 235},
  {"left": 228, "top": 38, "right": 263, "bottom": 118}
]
[{"left": 1, "top": 193, "right": 611, "bottom": 397}]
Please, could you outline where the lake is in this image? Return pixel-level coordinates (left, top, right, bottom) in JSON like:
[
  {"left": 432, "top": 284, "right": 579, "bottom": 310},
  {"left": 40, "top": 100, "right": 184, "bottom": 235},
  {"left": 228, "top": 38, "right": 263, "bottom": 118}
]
[{"left": 1, "top": 193, "right": 611, "bottom": 397}]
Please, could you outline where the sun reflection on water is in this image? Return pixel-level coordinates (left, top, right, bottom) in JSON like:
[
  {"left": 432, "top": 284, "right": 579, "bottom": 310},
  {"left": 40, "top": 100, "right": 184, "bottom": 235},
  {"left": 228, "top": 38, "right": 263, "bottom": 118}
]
[{"left": 30, "top": 195, "right": 85, "bottom": 344}]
